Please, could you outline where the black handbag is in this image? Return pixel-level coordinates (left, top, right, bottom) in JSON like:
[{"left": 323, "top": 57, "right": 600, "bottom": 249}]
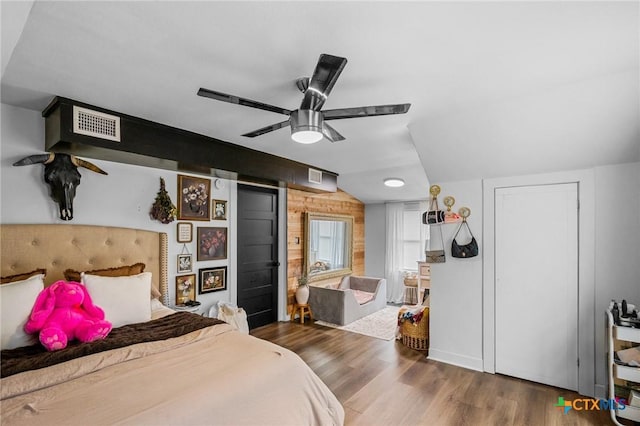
[
  {"left": 422, "top": 197, "right": 444, "bottom": 225},
  {"left": 451, "top": 221, "right": 479, "bottom": 258}
]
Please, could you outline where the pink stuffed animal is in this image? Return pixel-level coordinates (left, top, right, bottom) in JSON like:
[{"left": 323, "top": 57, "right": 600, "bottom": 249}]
[{"left": 24, "top": 280, "right": 112, "bottom": 351}]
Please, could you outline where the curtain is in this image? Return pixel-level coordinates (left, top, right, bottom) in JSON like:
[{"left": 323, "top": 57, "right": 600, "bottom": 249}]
[
  {"left": 329, "top": 221, "right": 345, "bottom": 268},
  {"left": 419, "top": 200, "right": 429, "bottom": 259},
  {"left": 385, "top": 202, "right": 405, "bottom": 303},
  {"left": 310, "top": 221, "right": 319, "bottom": 252},
  {"left": 309, "top": 220, "right": 319, "bottom": 264}
]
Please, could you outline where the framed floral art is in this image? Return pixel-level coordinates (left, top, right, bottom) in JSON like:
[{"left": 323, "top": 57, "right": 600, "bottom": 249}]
[
  {"left": 177, "top": 254, "right": 192, "bottom": 273},
  {"left": 212, "top": 199, "right": 227, "bottom": 220},
  {"left": 197, "top": 227, "right": 227, "bottom": 261},
  {"left": 199, "top": 266, "right": 227, "bottom": 294},
  {"left": 175, "top": 274, "right": 196, "bottom": 305},
  {"left": 177, "top": 175, "right": 210, "bottom": 221}
]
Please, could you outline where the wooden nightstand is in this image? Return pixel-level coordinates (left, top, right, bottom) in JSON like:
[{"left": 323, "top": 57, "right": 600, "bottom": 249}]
[{"left": 417, "top": 261, "right": 431, "bottom": 304}]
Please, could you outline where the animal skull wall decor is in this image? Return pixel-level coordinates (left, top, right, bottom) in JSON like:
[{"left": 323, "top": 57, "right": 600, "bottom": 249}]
[{"left": 13, "top": 153, "right": 107, "bottom": 220}]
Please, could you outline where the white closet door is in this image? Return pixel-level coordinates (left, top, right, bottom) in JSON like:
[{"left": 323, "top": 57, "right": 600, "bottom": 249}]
[{"left": 495, "top": 183, "right": 578, "bottom": 390}]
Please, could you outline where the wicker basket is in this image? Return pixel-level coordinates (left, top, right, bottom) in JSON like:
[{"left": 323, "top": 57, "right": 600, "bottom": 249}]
[
  {"left": 400, "top": 308, "right": 429, "bottom": 351},
  {"left": 403, "top": 277, "right": 418, "bottom": 287}
]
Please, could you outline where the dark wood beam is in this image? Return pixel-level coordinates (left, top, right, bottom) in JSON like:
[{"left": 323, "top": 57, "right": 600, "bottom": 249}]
[{"left": 42, "top": 97, "right": 338, "bottom": 192}]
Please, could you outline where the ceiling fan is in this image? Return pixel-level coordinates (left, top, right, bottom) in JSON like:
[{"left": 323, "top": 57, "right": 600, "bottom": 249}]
[{"left": 197, "top": 54, "right": 411, "bottom": 144}]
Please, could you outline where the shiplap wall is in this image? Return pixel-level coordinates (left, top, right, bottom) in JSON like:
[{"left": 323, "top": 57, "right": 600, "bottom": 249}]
[{"left": 286, "top": 188, "right": 365, "bottom": 308}]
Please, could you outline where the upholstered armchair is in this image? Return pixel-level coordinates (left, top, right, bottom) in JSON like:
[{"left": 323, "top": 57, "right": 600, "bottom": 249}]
[{"left": 308, "top": 276, "right": 387, "bottom": 326}]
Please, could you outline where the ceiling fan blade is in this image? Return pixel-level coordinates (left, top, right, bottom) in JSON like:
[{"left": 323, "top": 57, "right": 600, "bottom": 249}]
[
  {"left": 321, "top": 123, "right": 346, "bottom": 143},
  {"left": 300, "top": 54, "right": 347, "bottom": 111},
  {"left": 241, "top": 120, "right": 290, "bottom": 138},
  {"left": 198, "top": 88, "right": 291, "bottom": 116},
  {"left": 323, "top": 103, "right": 411, "bottom": 121}
]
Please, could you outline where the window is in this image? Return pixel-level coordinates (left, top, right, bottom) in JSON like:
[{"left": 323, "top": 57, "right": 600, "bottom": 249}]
[
  {"left": 402, "top": 206, "right": 425, "bottom": 270},
  {"left": 385, "top": 200, "right": 429, "bottom": 303},
  {"left": 316, "top": 221, "right": 346, "bottom": 268}
]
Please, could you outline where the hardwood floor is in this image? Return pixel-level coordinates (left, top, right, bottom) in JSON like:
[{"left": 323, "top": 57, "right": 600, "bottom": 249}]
[{"left": 251, "top": 321, "right": 616, "bottom": 426}]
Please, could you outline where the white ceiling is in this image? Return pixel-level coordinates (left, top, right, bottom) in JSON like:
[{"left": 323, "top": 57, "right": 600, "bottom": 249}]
[{"left": 2, "top": 1, "right": 638, "bottom": 203}]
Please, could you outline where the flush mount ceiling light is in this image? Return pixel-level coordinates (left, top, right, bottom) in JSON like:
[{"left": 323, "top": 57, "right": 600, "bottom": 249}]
[
  {"left": 290, "top": 110, "right": 323, "bottom": 144},
  {"left": 384, "top": 178, "right": 405, "bottom": 188}
]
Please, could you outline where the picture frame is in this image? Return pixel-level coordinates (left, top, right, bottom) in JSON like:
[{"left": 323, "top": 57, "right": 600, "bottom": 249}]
[
  {"left": 176, "top": 222, "right": 193, "bottom": 243},
  {"left": 177, "top": 174, "right": 211, "bottom": 221},
  {"left": 177, "top": 254, "right": 192, "bottom": 273},
  {"left": 199, "top": 266, "right": 227, "bottom": 294},
  {"left": 197, "top": 227, "right": 228, "bottom": 261},
  {"left": 175, "top": 274, "right": 196, "bottom": 305},
  {"left": 212, "top": 199, "right": 227, "bottom": 220}
]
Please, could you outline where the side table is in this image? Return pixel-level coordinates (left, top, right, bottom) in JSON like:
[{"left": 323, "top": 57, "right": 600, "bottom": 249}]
[
  {"left": 290, "top": 303, "right": 314, "bottom": 324},
  {"left": 173, "top": 304, "right": 201, "bottom": 313}
]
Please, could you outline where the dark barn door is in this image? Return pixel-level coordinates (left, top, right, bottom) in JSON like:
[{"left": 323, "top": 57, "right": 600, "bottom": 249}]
[{"left": 237, "top": 184, "right": 279, "bottom": 329}]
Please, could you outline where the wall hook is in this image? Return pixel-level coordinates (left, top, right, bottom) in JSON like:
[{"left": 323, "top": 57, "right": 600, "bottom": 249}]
[
  {"left": 443, "top": 196, "right": 455, "bottom": 212},
  {"left": 458, "top": 206, "right": 471, "bottom": 221}
]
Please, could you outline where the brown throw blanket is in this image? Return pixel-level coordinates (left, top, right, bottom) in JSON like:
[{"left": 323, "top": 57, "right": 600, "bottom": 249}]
[{"left": 1, "top": 312, "right": 225, "bottom": 378}]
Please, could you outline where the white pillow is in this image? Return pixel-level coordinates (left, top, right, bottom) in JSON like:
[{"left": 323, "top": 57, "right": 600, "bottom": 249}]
[
  {"left": 150, "top": 298, "right": 165, "bottom": 311},
  {"left": 150, "top": 298, "right": 176, "bottom": 320},
  {"left": 82, "top": 272, "right": 152, "bottom": 328},
  {"left": 0, "top": 274, "right": 45, "bottom": 350}
]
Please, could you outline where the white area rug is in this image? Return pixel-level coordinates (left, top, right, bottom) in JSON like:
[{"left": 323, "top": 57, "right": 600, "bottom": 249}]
[{"left": 315, "top": 306, "right": 400, "bottom": 341}]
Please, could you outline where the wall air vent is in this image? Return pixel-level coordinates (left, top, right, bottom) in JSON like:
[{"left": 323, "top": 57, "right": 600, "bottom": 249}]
[
  {"left": 73, "top": 106, "right": 121, "bottom": 142},
  {"left": 308, "top": 168, "right": 323, "bottom": 185}
]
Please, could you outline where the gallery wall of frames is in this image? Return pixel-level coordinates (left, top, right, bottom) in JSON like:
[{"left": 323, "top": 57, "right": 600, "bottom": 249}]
[{"left": 172, "top": 175, "right": 230, "bottom": 308}]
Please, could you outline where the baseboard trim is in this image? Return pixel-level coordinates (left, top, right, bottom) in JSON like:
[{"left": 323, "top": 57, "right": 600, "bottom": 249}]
[{"left": 428, "top": 348, "right": 483, "bottom": 372}]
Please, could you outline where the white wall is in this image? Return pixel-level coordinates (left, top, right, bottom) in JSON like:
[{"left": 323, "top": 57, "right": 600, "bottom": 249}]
[
  {"left": 593, "top": 161, "right": 640, "bottom": 396},
  {"left": 0, "top": 103, "right": 235, "bottom": 315},
  {"left": 364, "top": 203, "right": 385, "bottom": 279},
  {"left": 427, "top": 179, "right": 484, "bottom": 371}
]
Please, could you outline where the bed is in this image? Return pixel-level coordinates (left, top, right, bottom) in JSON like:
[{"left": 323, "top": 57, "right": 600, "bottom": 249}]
[{"left": 0, "top": 224, "right": 344, "bottom": 426}]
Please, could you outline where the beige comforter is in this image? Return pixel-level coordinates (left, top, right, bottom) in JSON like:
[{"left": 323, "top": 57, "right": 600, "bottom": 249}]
[{"left": 1, "top": 322, "right": 344, "bottom": 426}]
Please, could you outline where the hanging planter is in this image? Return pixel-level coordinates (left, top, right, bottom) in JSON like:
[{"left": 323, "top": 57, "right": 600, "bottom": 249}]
[{"left": 149, "top": 177, "right": 177, "bottom": 224}]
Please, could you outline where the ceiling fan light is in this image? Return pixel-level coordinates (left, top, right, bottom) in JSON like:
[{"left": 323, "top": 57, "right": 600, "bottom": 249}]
[
  {"left": 384, "top": 178, "right": 405, "bottom": 187},
  {"left": 292, "top": 130, "right": 323, "bottom": 144},
  {"left": 291, "top": 109, "right": 323, "bottom": 144}
]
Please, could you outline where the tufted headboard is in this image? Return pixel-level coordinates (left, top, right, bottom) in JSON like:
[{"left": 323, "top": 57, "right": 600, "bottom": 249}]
[{"left": 0, "top": 224, "right": 168, "bottom": 305}]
